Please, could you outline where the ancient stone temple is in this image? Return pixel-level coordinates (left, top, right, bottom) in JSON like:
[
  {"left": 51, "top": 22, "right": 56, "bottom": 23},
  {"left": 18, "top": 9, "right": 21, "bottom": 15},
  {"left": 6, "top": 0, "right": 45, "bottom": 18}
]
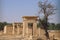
[
  {"left": 3, "top": 16, "right": 38, "bottom": 40},
  {"left": 0, "top": 16, "right": 60, "bottom": 40},
  {"left": 3, "top": 16, "right": 38, "bottom": 36},
  {"left": 4, "top": 22, "right": 23, "bottom": 35},
  {"left": 22, "top": 16, "right": 38, "bottom": 40}
]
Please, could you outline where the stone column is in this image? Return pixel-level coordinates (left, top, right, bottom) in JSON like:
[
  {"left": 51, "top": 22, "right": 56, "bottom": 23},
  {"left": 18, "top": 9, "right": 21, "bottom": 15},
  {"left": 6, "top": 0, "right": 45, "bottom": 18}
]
[
  {"left": 23, "top": 21, "right": 25, "bottom": 37},
  {"left": 32, "top": 22, "right": 37, "bottom": 40},
  {"left": 26, "top": 23, "right": 28, "bottom": 37},
  {"left": 4, "top": 26, "right": 7, "bottom": 34},
  {"left": 12, "top": 23, "right": 15, "bottom": 34},
  {"left": 33, "top": 21, "right": 37, "bottom": 37},
  {"left": 23, "top": 20, "right": 28, "bottom": 37},
  {"left": 17, "top": 24, "right": 19, "bottom": 34}
]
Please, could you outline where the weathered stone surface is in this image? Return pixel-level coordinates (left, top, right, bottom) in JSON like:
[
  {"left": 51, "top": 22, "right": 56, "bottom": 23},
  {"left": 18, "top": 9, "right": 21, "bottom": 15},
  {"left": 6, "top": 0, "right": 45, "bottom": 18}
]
[{"left": 0, "top": 16, "right": 60, "bottom": 40}]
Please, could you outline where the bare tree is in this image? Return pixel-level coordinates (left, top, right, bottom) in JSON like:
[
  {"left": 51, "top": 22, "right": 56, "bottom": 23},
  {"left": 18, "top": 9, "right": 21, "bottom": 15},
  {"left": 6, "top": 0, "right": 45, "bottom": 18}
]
[{"left": 38, "top": 0, "right": 56, "bottom": 40}]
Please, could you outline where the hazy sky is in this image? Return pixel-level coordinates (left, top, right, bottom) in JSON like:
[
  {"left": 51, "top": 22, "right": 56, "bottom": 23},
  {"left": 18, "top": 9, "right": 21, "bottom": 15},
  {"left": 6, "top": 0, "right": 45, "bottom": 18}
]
[{"left": 0, "top": 0, "right": 59, "bottom": 23}]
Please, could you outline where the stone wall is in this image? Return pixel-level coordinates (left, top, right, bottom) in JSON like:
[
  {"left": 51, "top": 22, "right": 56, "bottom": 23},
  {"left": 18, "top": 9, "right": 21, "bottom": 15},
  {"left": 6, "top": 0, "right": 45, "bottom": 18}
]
[
  {"left": 3, "top": 23, "right": 23, "bottom": 35},
  {"left": 0, "top": 25, "right": 60, "bottom": 40},
  {"left": 48, "top": 30, "right": 60, "bottom": 40},
  {"left": 6, "top": 25, "right": 13, "bottom": 35},
  {"left": 36, "top": 28, "right": 60, "bottom": 40}
]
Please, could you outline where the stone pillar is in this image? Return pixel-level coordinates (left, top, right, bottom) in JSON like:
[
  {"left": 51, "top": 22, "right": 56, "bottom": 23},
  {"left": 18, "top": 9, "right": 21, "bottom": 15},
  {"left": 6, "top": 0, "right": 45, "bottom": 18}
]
[
  {"left": 12, "top": 23, "right": 15, "bottom": 34},
  {"left": 32, "top": 21, "right": 37, "bottom": 40},
  {"left": 23, "top": 20, "right": 28, "bottom": 37},
  {"left": 4, "top": 26, "right": 7, "bottom": 34},
  {"left": 17, "top": 24, "right": 19, "bottom": 34},
  {"left": 26, "top": 23, "right": 28, "bottom": 37},
  {"left": 23, "top": 21, "right": 25, "bottom": 37},
  {"left": 33, "top": 22, "right": 37, "bottom": 37}
]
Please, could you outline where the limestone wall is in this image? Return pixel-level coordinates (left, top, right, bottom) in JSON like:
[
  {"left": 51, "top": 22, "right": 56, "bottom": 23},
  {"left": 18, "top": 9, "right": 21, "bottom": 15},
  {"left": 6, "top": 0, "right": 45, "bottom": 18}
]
[
  {"left": 1, "top": 25, "right": 60, "bottom": 40},
  {"left": 19, "top": 27, "right": 23, "bottom": 35},
  {"left": 36, "top": 28, "right": 60, "bottom": 40},
  {"left": 48, "top": 30, "right": 60, "bottom": 40},
  {"left": 3, "top": 25, "right": 13, "bottom": 35},
  {"left": 6, "top": 26, "right": 13, "bottom": 35}
]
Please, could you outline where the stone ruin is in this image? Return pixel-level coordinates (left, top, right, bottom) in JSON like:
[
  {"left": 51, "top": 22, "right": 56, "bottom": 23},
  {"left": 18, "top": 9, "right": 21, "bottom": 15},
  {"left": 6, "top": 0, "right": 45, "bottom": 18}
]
[{"left": 0, "top": 16, "right": 60, "bottom": 40}]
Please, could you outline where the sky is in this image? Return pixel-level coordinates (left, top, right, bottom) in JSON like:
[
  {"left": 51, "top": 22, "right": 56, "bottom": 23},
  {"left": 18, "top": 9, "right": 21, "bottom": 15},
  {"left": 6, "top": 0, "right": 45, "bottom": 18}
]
[{"left": 0, "top": 0, "right": 60, "bottom": 23}]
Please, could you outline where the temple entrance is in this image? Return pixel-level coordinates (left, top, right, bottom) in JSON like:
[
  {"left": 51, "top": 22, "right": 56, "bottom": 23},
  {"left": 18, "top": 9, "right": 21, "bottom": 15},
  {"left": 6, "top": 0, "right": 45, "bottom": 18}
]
[
  {"left": 28, "top": 23, "right": 33, "bottom": 36},
  {"left": 22, "top": 16, "right": 38, "bottom": 37}
]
